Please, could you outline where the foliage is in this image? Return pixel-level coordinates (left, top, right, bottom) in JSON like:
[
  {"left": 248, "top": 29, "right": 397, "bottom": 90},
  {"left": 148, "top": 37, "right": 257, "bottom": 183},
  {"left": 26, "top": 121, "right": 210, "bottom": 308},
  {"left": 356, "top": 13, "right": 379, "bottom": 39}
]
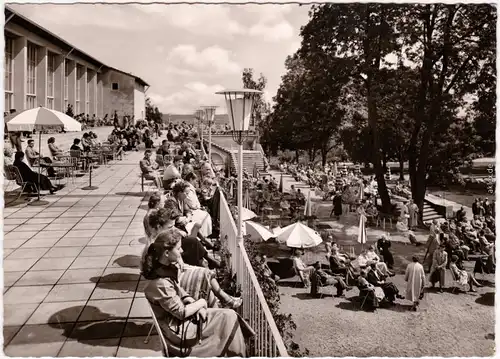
[
  {"left": 242, "top": 69, "right": 272, "bottom": 152},
  {"left": 145, "top": 97, "right": 163, "bottom": 124},
  {"left": 271, "top": 3, "right": 496, "bottom": 215},
  {"left": 243, "top": 240, "right": 310, "bottom": 357}
]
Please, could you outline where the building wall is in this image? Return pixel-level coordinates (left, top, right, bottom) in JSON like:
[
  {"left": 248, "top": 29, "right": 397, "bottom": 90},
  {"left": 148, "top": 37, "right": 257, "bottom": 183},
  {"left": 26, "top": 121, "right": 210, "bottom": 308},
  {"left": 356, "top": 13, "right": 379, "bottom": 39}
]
[
  {"left": 101, "top": 68, "right": 135, "bottom": 121},
  {"left": 4, "top": 20, "right": 144, "bottom": 121}
]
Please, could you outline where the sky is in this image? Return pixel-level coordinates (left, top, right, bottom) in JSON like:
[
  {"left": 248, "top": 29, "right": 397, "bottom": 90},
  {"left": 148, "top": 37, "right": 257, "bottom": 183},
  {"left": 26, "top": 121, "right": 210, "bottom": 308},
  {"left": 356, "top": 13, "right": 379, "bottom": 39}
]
[{"left": 9, "top": 2, "right": 312, "bottom": 115}]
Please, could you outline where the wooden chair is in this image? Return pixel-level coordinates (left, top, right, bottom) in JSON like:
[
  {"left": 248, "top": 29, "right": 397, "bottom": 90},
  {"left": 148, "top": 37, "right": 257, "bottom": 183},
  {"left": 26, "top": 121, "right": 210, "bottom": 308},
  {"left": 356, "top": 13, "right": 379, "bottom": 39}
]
[{"left": 144, "top": 301, "right": 169, "bottom": 357}]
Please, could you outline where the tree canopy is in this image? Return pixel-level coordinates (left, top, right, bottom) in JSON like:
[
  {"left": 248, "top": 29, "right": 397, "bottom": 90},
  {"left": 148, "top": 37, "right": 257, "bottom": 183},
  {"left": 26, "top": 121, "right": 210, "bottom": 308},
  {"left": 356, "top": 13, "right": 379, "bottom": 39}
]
[{"left": 267, "top": 3, "right": 496, "bottom": 215}]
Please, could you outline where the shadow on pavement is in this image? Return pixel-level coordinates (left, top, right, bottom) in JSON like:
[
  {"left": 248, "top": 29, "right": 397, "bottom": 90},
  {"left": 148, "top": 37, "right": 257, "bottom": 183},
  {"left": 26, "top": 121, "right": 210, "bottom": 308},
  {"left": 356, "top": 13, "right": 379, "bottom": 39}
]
[
  {"left": 113, "top": 255, "right": 141, "bottom": 268},
  {"left": 115, "top": 192, "right": 147, "bottom": 197},
  {"left": 48, "top": 306, "right": 154, "bottom": 346},
  {"left": 475, "top": 292, "right": 494, "bottom": 306}
]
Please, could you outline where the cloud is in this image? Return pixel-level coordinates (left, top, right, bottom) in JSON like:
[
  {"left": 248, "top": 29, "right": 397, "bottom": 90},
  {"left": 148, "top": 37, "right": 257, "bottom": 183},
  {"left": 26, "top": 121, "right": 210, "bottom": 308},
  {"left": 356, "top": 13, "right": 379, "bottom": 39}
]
[
  {"left": 243, "top": 4, "right": 294, "bottom": 23},
  {"left": 9, "top": 4, "right": 149, "bottom": 31},
  {"left": 148, "top": 82, "right": 227, "bottom": 114},
  {"left": 248, "top": 21, "right": 294, "bottom": 42},
  {"left": 289, "top": 40, "right": 302, "bottom": 55},
  {"left": 136, "top": 4, "right": 244, "bottom": 37},
  {"left": 165, "top": 45, "right": 241, "bottom": 76}
]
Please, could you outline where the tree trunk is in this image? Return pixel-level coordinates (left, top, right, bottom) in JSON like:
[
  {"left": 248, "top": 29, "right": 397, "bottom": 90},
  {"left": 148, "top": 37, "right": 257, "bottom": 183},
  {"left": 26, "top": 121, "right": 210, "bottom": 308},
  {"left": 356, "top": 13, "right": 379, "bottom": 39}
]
[
  {"left": 367, "top": 86, "right": 392, "bottom": 213},
  {"left": 321, "top": 147, "right": 328, "bottom": 167},
  {"left": 295, "top": 150, "right": 300, "bottom": 163},
  {"left": 399, "top": 153, "right": 405, "bottom": 181}
]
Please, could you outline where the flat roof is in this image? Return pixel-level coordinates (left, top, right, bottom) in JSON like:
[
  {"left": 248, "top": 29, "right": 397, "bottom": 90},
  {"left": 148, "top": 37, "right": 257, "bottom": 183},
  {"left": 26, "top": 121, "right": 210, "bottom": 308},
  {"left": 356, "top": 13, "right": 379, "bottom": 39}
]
[{"left": 5, "top": 6, "right": 149, "bottom": 87}]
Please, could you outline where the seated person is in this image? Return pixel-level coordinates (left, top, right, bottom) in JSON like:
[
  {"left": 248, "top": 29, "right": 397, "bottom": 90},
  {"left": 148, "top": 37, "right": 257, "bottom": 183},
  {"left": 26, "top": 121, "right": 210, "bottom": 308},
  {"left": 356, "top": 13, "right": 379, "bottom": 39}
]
[
  {"left": 163, "top": 155, "right": 183, "bottom": 189},
  {"left": 357, "top": 246, "right": 395, "bottom": 276},
  {"left": 70, "top": 138, "right": 83, "bottom": 152},
  {"left": 456, "top": 206, "right": 467, "bottom": 222},
  {"left": 169, "top": 180, "right": 213, "bottom": 241},
  {"left": 311, "top": 261, "right": 350, "bottom": 297},
  {"left": 142, "top": 234, "right": 251, "bottom": 357},
  {"left": 47, "top": 137, "right": 64, "bottom": 159},
  {"left": 478, "top": 230, "right": 494, "bottom": 254},
  {"left": 376, "top": 235, "right": 394, "bottom": 270},
  {"left": 143, "top": 192, "right": 163, "bottom": 240},
  {"left": 81, "top": 133, "right": 93, "bottom": 152},
  {"left": 260, "top": 255, "right": 280, "bottom": 283},
  {"left": 449, "top": 255, "right": 482, "bottom": 292},
  {"left": 329, "top": 244, "right": 358, "bottom": 279},
  {"left": 292, "top": 249, "right": 314, "bottom": 287},
  {"left": 13, "top": 151, "right": 58, "bottom": 194},
  {"left": 471, "top": 215, "right": 483, "bottom": 230},
  {"left": 357, "top": 271, "right": 381, "bottom": 312},
  {"left": 366, "top": 263, "right": 403, "bottom": 303},
  {"left": 482, "top": 223, "right": 496, "bottom": 242},
  {"left": 139, "top": 150, "right": 161, "bottom": 188}
]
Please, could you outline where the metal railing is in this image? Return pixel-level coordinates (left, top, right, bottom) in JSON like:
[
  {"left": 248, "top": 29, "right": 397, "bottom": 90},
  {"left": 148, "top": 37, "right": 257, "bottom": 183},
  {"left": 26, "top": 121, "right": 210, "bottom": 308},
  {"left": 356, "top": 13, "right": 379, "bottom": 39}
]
[{"left": 219, "top": 191, "right": 288, "bottom": 357}]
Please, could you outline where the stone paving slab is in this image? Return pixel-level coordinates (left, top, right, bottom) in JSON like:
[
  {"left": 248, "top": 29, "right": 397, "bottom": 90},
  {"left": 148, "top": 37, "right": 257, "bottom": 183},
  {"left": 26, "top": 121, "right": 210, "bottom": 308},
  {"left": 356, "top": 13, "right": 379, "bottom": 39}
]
[{"left": 3, "top": 133, "right": 163, "bottom": 357}]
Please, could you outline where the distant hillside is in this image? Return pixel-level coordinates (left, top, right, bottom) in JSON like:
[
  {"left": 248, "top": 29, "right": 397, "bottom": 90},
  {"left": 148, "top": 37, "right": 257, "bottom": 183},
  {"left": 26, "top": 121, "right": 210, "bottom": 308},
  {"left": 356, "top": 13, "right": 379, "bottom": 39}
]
[{"left": 162, "top": 114, "right": 230, "bottom": 125}]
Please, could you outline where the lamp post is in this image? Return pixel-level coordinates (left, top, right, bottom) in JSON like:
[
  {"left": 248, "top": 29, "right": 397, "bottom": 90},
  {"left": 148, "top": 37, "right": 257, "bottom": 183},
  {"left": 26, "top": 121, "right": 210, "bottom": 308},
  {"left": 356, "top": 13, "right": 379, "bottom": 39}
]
[
  {"left": 202, "top": 106, "right": 217, "bottom": 165},
  {"left": 216, "top": 89, "right": 262, "bottom": 246},
  {"left": 195, "top": 109, "right": 204, "bottom": 147}
]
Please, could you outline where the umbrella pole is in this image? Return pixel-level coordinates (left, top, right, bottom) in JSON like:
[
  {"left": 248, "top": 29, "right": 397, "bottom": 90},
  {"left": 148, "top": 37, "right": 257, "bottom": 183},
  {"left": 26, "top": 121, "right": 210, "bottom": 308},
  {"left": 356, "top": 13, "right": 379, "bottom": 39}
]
[{"left": 28, "top": 130, "right": 49, "bottom": 206}]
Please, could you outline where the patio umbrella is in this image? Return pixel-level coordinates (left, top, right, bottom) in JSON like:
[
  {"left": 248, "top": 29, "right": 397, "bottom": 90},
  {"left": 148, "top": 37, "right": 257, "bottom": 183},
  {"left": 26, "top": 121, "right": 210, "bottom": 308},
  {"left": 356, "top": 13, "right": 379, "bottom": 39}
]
[
  {"left": 240, "top": 207, "right": 257, "bottom": 221},
  {"left": 278, "top": 222, "right": 323, "bottom": 248},
  {"left": 245, "top": 220, "right": 274, "bottom": 242},
  {"left": 278, "top": 173, "right": 283, "bottom": 193},
  {"left": 7, "top": 106, "right": 82, "bottom": 206},
  {"left": 243, "top": 188, "right": 250, "bottom": 209},
  {"left": 304, "top": 191, "right": 312, "bottom": 216},
  {"left": 357, "top": 213, "right": 367, "bottom": 249}
]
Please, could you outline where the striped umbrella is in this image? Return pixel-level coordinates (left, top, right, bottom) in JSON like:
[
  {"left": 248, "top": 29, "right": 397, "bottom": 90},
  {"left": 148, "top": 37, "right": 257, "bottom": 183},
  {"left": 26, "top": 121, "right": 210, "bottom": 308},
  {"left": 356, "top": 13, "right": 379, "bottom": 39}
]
[{"left": 7, "top": 106, "right": 82, "bottom": 205}]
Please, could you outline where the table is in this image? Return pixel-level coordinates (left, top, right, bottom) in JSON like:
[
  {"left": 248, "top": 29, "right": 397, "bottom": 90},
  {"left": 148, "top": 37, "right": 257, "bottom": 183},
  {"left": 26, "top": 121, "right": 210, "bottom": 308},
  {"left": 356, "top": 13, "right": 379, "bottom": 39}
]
[{"left": 80, "top": 156, "right": 99, "bottom": 190}]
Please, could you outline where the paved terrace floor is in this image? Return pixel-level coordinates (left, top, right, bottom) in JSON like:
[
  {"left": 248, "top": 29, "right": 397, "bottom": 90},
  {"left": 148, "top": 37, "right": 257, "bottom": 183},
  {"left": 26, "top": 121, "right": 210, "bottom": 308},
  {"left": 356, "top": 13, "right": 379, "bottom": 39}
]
[{"left": 3, "top": 138, "right": 164, "bottom": 356}]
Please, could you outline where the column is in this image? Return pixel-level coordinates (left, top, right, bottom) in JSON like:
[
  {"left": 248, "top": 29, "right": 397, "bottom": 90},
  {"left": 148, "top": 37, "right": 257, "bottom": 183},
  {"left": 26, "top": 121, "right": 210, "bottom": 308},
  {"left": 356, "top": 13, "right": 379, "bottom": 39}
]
[
  {"left": 80, "top": 65, "right": 87, "bottom": 114},
  {"left": 96, "top": 73, "right": 103, "bottom": 118},
  {"left": 13, "top": 36, "right": 27, "bottom": 112},
  {"left": 54, "top": 54, "right": 64, "bottom": 111},
  {"left": 67, "top": 60, "right": 76, "bottom": 109},
  {"left": 36, "top": 46, "right": 47, "bottom": 107}
]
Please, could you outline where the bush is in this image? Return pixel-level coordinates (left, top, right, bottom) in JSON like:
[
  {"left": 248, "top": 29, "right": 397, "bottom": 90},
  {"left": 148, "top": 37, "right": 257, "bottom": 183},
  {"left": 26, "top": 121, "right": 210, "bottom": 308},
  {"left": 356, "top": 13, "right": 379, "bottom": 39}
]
[{"left": 218, "top": 203, "right": 309, "bottom": 356}]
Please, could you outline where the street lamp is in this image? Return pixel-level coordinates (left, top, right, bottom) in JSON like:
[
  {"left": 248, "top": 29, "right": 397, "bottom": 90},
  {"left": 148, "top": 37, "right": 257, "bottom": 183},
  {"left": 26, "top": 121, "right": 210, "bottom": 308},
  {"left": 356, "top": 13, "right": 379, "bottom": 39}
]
[
  {"left": 202, "top": 106, "right": 217, "bottom": 165},
  {"left": 194, "top": 109, "right": 204, "bottom": 146},
  {"left": 216, "top": 89, "right": 262, "bottom": 245}
]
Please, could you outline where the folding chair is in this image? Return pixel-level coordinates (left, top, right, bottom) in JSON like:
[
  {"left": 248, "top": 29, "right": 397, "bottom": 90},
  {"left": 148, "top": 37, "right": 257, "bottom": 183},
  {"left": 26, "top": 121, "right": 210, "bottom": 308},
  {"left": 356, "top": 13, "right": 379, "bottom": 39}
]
[
  {"left": 450, "top": 268, "right": 468, "bottom": 294},
  {"left": 144, "top": 301, "right": 169, "bottom": 357}
]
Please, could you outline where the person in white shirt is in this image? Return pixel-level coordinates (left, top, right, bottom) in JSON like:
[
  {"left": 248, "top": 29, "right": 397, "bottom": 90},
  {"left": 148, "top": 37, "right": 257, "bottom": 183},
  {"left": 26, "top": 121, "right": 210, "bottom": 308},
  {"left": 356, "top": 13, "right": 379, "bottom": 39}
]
[
  {"left": 163, "top": 155, "right": 183, "bottom": 189},
  {"left": 357, "top": 246, "right": 394, "bottom": 276}
]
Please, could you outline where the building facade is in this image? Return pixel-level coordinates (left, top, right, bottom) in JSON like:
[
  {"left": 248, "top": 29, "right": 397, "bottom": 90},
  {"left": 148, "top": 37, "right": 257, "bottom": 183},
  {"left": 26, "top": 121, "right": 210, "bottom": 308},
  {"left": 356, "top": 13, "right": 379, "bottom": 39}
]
[{"left": 4, "top": 7, "right": 149, "bottom": 122}]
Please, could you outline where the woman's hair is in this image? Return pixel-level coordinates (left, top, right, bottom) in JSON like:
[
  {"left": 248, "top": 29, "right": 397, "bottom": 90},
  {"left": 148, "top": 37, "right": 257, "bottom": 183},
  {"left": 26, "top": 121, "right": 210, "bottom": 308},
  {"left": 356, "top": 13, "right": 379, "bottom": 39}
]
[
  {"left": 47, "top": 137, "right": 56, "bottom": 144},
  {"left": 172, "top": 181, "right": 189, "bottom": 196},
  {"left": 173, "top": 155, "right": 183, "bottom": 163},
  {"left": 451, "top": 255, "right": 459, "bottom": 263},
  {"left": 142, "top": 229, "right": 182, "bottom": 280},
  {"left": 148, "top": 193, "right": 162, "bottom": 209},
  {"left": 412, "top": 256, "right": 419, "bottom": 262},
  {"left": 14, "top": 151, "right": 24, "bottom": 161},
  {"left": 184, "top": 171, "right": 197, "bottom": 183},
  {"left": 4, "top": 147, "right": 13, "bottom": 157},
  {"left": 73, "top": 138, "right": 81, "bottom": 144},
  {"left": 164, "top": 198, "right": 182, "bottom": 219},
  {"left": 148, "top": 208, "right": 175, "bottom": 230}
]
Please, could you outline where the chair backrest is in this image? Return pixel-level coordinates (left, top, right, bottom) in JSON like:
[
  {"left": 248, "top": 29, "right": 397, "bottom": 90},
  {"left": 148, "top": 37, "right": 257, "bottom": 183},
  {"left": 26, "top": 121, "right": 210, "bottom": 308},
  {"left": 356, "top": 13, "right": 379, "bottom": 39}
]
[
  {"left": 70, "top": 150, "right": 81, "bottom": 158},
  {"left": 4, "top": 165, "right": 17, "bottom": 181},
  {"left": 10, "top": 166, "right": 25, "bottom": 186},
  {"left": 147, "top": 301, "right": 169, "bottom": 357}
]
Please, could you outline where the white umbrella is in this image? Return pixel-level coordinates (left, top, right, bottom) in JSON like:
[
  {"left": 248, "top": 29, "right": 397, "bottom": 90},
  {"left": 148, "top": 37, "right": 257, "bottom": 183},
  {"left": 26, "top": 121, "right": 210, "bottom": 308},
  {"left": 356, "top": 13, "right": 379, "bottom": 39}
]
[
  {"left": 7, "top": 106, "right": 82, "bottom": 205},
  {"left": 357, "top": 214, "right": 367, "bottom": 249},
  {"left": 304, "top": 191, "right": 312, "bottom": 216},
  {"left": 278, "top": 222, "right": 323, "bottom": 248},
  {"left": 245, "top": 221, "right": 274, "bottom": 242},
  {"left": 240, "top": 207, "right": 257, "bottom": 221}
]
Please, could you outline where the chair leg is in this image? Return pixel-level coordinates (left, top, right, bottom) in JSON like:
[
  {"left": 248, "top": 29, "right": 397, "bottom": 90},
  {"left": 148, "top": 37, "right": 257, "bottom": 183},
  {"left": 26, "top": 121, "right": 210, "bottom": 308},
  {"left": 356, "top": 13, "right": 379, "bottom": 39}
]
[
  {"left": 143, "top": 322, "right": 155, "bottom": 344},
  {"left": 141, "top": 176, "right": 144, "bottom": 192},
  {"left": 360, "top": 294, "right": 368, "bottom": 309}
]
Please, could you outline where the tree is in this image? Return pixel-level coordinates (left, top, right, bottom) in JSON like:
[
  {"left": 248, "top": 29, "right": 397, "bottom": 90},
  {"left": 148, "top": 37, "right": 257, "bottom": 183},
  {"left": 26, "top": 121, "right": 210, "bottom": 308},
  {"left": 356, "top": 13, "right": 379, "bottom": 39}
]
[
  {"left": 242, "top": 68, "right": 271, "bottom": 150},
  {"left": 400, "top": 4, "right": 496, "bottom": 213},
  {"left": 300, "top": 3, "right": 403, "bottom": 212},
  {"left": 145, "top": 97, "right": 163, "bottom": 124}
]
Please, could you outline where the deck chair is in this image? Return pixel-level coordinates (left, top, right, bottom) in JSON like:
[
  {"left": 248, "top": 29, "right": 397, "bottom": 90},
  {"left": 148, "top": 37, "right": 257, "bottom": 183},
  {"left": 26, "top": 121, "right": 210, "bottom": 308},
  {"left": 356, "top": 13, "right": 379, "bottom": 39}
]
[
  {"left": 9, "top": 165, "right": 35, "bottom": 200},
  {"left": 450, "top": 268, "right": 468, "bottom": 294},
  {"left": 144, "top": 301, "right": 169, "bottom": 357}
]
